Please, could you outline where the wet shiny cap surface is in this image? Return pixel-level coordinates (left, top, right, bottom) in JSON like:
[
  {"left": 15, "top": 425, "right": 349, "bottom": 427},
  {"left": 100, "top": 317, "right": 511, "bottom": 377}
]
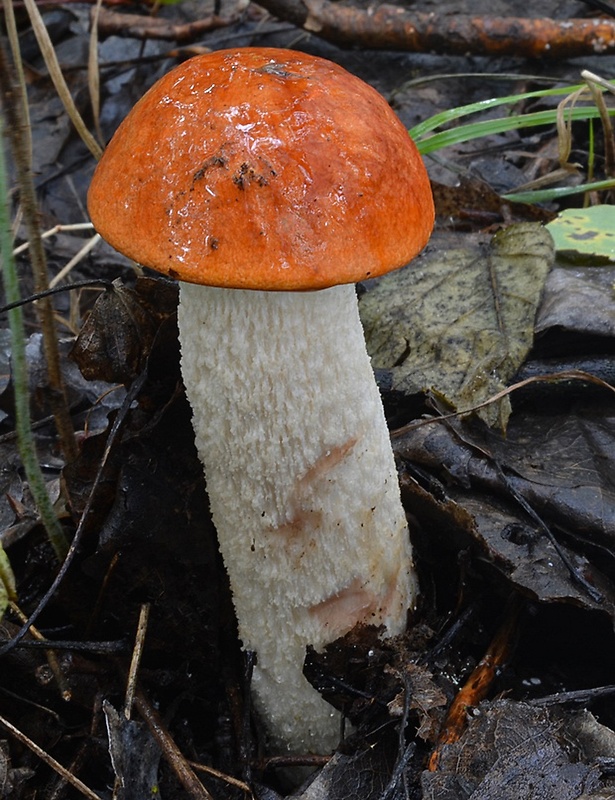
[{"left": 88, "top": 47, "right": 434, "bottom": 290}]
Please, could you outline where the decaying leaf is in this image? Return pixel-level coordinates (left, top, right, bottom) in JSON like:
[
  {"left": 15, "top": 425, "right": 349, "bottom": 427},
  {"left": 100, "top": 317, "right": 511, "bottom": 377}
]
[
  {"left": 71, "top": 277, "right": 178, "bottom": 384},
  {"left": 395, "top": 406, "right": 615, "bottom": 618},
  {"left": 431, "top": 177, "right": 554, "bottom": 229},
  {"left": 387, "top": 661, "right": 448, "bottom": 742},
  {"left": 0, "top": 740, "right": 33, "bottom": 797},
  {"left": 397, "top": 402, "right": 615, "bottom": 565},
  {"left": 535, "top": 262, "right": 615, "bottom": 340},
  {"left": 289, "top": 736, "right": 396, "bottom": 800},
  {"left": 254, "top": 736, "right": 400, "bottom": 800},
  {"left": 360, "top": 223, "right": 554, "bottom": 428},
  {"left": 422, "top": 699, "right": 611, "bottom": 800},
  {"left": 104, "top": 701, "right": 161, "bottom": 799}
]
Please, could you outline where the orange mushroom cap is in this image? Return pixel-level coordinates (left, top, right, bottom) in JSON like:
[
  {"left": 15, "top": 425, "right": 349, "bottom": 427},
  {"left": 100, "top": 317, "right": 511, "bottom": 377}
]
[{"left": 88, "top": 47, "right": 434, "bottom": 291}]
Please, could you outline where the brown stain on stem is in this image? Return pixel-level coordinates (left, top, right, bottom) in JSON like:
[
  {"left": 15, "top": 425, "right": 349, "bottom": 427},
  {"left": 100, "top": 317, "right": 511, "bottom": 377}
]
[{"left": 269, "top": 437, "right": 358, "bottom": 542}]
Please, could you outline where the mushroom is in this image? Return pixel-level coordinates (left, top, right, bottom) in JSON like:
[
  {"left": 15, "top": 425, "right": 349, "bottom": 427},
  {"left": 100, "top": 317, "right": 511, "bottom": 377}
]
[{"left": 87, "top": 47, "right": 434, "bottom": 754}]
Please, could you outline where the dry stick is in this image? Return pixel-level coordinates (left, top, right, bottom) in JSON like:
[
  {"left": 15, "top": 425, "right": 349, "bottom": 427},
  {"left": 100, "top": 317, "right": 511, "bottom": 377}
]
[
  {"left": 391, "top": 370, "right": 615, "bottom": 439},
  {"left": 556, "top": 83, "right": 588, "bottom": 168},
  {"left": 0, "top": 712, "right": 103, "bottom": 800},
  {"left": 47, "top": 741, "right": 93, "bottom": 800},
  {"left": 583, "top": 72, "right": 615, "bottom": 177},
  {"left": 95, "top": 6, "right": 238, "bottom": 42},
  {"left": 88, "top": 0, "right": 104, "bottom": 145},
  {"left": 0, "top": 637, "right": 126, "bottom": 653},
  {"left": 529, "top": 685, "right": 615, "bottom": 707},
  {"left": 50, "top": 234, "right": 101, "bottom": 288},
  {"left": 109, "top": 604, "right": 150, "bottom": 800},
  {"left": 123, "top": 603, "right": 150, "bottom": 720},
  {"left": 582, "top": 68, "right": 615, "bottom": 94},
  {"left": 11, "top": 223, "right": 101, "bottom": 288},
  {"left": 21, "top": 0, "right": 102, "bottom": 159},
  {"left": 427, "top": 598, "right": 522, "bottom": 771},
  {"left": 0, "top": 279, "right": 112, "bottom": 316},
  {"left": 1, "top": 0, "right": 31, "bottom": 164},
  {"left": 134, "top": 691, "right": 215, "bottom": 800},
  {"left": 582, "top": 69, "right": 615, "bottom": 177},
  {"left": 187, "top": 761, "right": 254, "bottom": 797},
  {"left": 0, "top": 45, "right": 78, "bottom": 467},
  {"left": 9, "top": 601, "right": 71, "bottom": 702},
  {"left": 12, "top": 222, "right": 95, "bottom": 256},
  {"left": 255, "top": 1, "right": 615, "bottom": 58}
]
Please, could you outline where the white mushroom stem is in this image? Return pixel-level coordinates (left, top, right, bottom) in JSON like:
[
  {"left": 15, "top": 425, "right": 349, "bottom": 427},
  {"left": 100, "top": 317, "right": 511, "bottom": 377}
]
[{"left": 178, "top": 282, "right": 417, "bottom": 754}]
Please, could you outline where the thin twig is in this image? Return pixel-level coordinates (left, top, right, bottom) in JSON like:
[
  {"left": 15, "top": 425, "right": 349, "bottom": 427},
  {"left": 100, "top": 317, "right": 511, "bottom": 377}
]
[
  {"left": 88, "top": 0, "right": 104, "bottom": 144},
  {"left": 49, "top": 233, "right": 101, "bottom": 287},
  {"left": 95, "top": 6, "right": 237, "bottom": 42},
  {"left": 2, "top": 0, "right": 31, "bottom": 164},
  {"left": 9, "top": 601, "right": 71, "bottom": 701},
  {"left": 12, "top": 222, "right": 95, "bottom": 256},
  {"left": 188, "top": 760, "right": 254, "bottom": 796},
  {"left": 582, "top": 71, "right": 615, "bottom": 177},
  {"left": 21, "top": 0, "right": 102, "bottom": 159},
  {"left": 0, "top": 278, "right": 112, "bottom": 314},
  {"left": 0, "top": 637, "right": 128, "bottom": 653},
  {"left": 124, "top": 603, "right": 150, "bottom": 720},
  {"left": 428, "top": 598, "right": 522, "bottom": 771},
  {"left": 391, "top": 370, "right": 615, "bottom": 439},
  {"left": 529, "top": 685, "right": 615, "bottom": 707},
  {"left": 0, "top": 712, "right": 103, "bottom": 800},
  {"left": 581, "top": 69, "right": 615, "bottom": 95},
  {"left": 134, "top": 690, "right": 215, "bottom": 800}
]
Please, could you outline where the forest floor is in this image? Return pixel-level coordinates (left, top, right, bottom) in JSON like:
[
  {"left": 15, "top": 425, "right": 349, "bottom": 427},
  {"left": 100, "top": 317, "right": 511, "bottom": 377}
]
[{"left": 1, "top": 0, "right": 615, "bottom": 798}]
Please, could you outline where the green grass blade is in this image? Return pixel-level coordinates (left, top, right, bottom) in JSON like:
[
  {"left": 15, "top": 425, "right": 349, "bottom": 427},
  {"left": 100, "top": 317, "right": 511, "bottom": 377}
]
[
  {"left": 409, "top": 78, "right": 615, "bottom": 141},
  {"left": 503, "top": 178, "right": 615, "bottom": 204},
  {"left": 415, "top": 105, "right": 614, "bottom": 155}
]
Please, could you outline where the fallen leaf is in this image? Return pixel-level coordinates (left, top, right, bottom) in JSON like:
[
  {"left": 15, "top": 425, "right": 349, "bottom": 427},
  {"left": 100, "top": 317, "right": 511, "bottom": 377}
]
[
  {"left": 432, "top": 177, "right": 554, "bottom": 229},
  {"left": 360, "top": 223, "right": 554, "bottom": 428},
  {"left": 104, "top": 701, "right": 161, "bottom": 798},
  {"left": 422, "top": 700, "right": 606, "bottom": 800},
  {"left": 0, "top": 740, "right": 34, "bottom": 797},
  {"left": 71, "top": 277, "right": 178, "bottom": 385},
  {"left": 289, "top": 736, "right": 396, "bottom": 800},
  {"left": 387, "top": 661, "right": 448, "bottom": 742},
  {"left": 535, "top": 263, "right": 615, "bottom": 340},
  {"left": 395, "top": 406, "right": 615, "bottom": 618}
]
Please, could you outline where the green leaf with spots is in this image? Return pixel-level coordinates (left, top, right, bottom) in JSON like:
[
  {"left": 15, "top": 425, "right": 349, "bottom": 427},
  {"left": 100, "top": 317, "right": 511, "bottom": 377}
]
[
  {"left": 359, "top": 223, "right": 554, "bottom": 429},
  {"left": 547, "top": 206, "right": 615, "bottom": 261}
]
